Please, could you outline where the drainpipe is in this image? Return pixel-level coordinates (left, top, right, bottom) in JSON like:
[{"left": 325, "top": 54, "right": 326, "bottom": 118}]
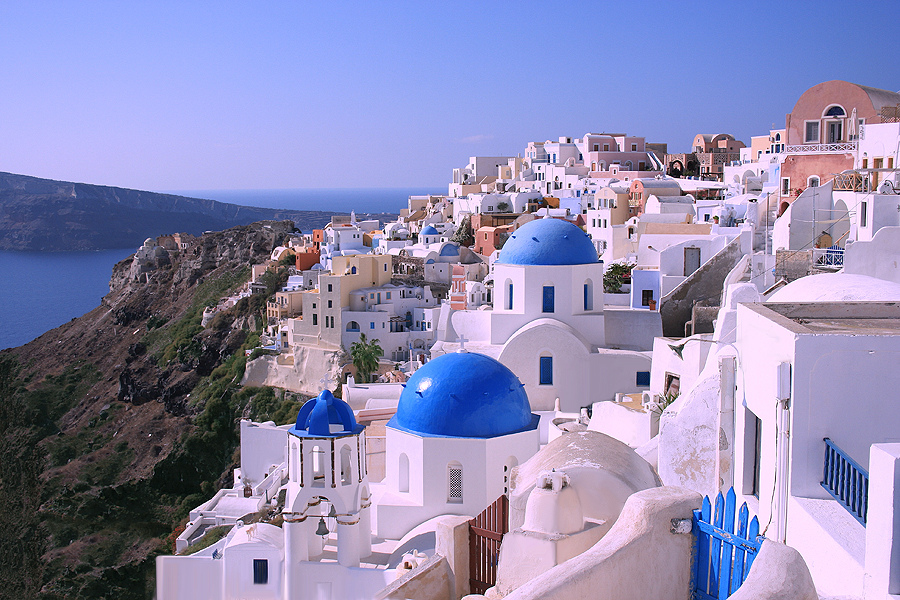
[
  {"left": 774, "top": 361, "right": 792, "bottom": 543},
  {"left": 717, "top": 356, "right": 736, "bottom": 494}
]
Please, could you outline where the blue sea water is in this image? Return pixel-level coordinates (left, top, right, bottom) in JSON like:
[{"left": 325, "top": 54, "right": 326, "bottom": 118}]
[
  {"left": 0, "top": 248, "right": 133, "bottom": 350},
  {"left": 0, "top": 188, "right": 439, "bottom": 349}
]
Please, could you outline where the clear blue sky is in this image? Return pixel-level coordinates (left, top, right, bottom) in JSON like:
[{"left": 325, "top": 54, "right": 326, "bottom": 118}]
[{"left": 1, "top": 1, "right": 897, "bottom": 192}]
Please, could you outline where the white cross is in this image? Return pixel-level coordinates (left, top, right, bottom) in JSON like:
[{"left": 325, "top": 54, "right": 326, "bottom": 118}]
[{"left": 456, "top": 335, "right": 469, "bottom": 353}]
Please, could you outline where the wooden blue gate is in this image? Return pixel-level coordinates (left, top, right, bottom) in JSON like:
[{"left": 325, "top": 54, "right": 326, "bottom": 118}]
[{"left": 691, "top": 488, "right": 764, "bottom": 600}]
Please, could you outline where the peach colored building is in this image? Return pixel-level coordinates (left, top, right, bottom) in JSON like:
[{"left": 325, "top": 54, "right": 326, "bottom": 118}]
[
  {"left": 780, "top": 80, "right": 900, "bottom": 212},
  {"left": 692, "top": 134, "right": 746, "bottom": 181},
  {"left": 294, "top": 246, "right": 321, "bottom": 271}
]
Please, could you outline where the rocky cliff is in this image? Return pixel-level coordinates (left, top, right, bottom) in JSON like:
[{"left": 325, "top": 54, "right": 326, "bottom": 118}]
[
  {"left": 0, "top": 171, "right": 393, "bottom": 251},
  {"left": 0, "top": 220, "right": 314, "bottom": 598}
]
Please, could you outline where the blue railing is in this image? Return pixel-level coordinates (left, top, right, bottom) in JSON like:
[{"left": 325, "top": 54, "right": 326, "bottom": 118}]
[
  {"left": 692, "top": 488, "right": 763, "bottom": 600},
  {"left": 821, "top": 437, "right": 868, "bottom": 526}
]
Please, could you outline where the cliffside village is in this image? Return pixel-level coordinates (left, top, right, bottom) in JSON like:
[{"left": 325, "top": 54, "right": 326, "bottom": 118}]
[{"left": 156, "top": 80, "right": 900, "bottom": 600}]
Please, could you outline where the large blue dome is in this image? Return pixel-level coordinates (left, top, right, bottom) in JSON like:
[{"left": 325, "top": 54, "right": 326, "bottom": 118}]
[
  {"left": 389, "top": 352, "right": 537, "bottom": 438},
  {"left": 497, "top": 218, "right": 598, "bottom": 266}
]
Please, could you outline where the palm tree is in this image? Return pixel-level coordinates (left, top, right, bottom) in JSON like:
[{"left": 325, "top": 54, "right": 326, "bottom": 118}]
[{"left": 350, "top": 334, "right": 383, "bottom": 383}]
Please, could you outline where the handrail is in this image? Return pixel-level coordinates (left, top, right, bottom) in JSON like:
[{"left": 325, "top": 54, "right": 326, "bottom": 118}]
[{"left": 821, "top": 437, "right": 868, "bottom": 526}]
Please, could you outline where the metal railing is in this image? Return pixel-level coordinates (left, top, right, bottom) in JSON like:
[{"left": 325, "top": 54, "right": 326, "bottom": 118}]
[
  {"left": 812, "top": 247, "right": 844, "bottom": 269},
  {"left": 821, "top": 437, "right": 868, "bottom": 526},
  {"left": 785, "top": 141, "right": 857, "bottom": 154}
]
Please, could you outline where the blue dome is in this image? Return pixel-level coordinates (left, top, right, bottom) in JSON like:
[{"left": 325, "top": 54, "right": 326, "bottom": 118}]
[
  {"left": 289, "top": 390, "right": 363, "bottom": 438},
  {"left": 389, "top": 352, "right": 537, "bottom": 438},
  {"left": 421, "top": 225, "right": 439, "bottom": 235},
  {"left": 497, "top": 218, "right": 598, "bottom": 266},
  {"left": 439, "top": 243, "right": 460, "bottom": 257}
]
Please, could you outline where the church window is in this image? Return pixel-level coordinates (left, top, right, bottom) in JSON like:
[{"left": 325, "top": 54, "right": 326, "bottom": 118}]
[
  {"left": 583, "top": 280, "right": 593, "bottom": 311},
  {"left": 448, "top": 462, "right": 463, "bottom": 502},
  {"left": 399, "top": 453, "right": 410, "bottom": 493},
  {"left": 506, "top": 280, "right": 513, "bottom": 310},
  {"left": 312, "top": 445, "right": 326, "bottom": 483},
  {"left": 253, "top": 559, "right": 268, "bottom": 584},
  {"left": 542, "top": 286, "right": 555, "bottom": 313},
  {"left": 340, "top": 446, "right": 352, "bottom": 485},
  {"left": 351, "top": 266, "right": 357, "bottom": 274},
  {"left": 539, "top": 356, "right": 553, "bottom": 385}
]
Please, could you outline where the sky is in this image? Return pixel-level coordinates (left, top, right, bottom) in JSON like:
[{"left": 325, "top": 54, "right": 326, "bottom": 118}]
[{"left": 1, "top": 1, "right": 898, "bottom": 192}]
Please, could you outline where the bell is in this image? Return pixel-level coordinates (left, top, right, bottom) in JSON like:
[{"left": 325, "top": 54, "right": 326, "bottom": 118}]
[
  {"left": 328, "top": 505, "right": 337, "bottom": 518},
  {"left": 316, "top": 517, "right": 329, "bottom": 537}
]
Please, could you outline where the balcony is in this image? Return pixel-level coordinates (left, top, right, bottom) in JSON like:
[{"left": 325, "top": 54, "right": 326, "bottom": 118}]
[
  {"left": 785, "top": 141, "right": 857, "bottom": 154},
  {"left": 833, "top": 172, "right": 869, "bottom": 192}
]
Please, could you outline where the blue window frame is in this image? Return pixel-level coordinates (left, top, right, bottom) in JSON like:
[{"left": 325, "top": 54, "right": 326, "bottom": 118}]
[
  {"left": 542, "top": 286, "right": 555, "bottom": 313},
  {"left": 386, "top": 292, "right": 391, "bottom": 299},
  {"left": 370, "top": 322, "right": 375, "bottom": 329},
  {"left": 253, "top": 559, "right": 268, "bottom": 584},
  {"left": 583, "top": 284, "right": 591, "bottom": 311},
  {"left": 539, "top": 356, "right": 553, "bottom": 385},
  {"left": 507, "top": 283, "right": 513, "bottom": 310},
  {"left": 636, "top": 371, "right": 650, "bottom": 386}
]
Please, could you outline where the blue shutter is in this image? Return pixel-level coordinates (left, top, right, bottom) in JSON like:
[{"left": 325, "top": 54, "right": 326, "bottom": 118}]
[
  {"left": 636, "top": 371, "right": 651, "bottom": 386},
  {"left": 507, "top": 283, "right": 514, "bottom": 310},
  {"left": 540, "top": 356, "right": 553, "bottom": 385},
  {"left": 542, "top": 286, "right": 555, "bottom": 313}
]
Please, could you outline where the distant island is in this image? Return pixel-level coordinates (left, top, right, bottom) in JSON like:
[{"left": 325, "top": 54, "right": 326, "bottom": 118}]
[{"left": 0, "top": 172, "right": 395, "bottom": 251}]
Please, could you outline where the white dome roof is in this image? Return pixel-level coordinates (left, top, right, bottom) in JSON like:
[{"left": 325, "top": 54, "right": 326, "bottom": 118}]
[{"left": 767, "top": 273, "right": 900, "bottom": 303}]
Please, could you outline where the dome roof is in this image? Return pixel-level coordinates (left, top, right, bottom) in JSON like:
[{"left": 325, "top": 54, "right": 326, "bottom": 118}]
[
  {"left": 289, "top": 389, "right": 363, "bottom": 438},
  {"left": 389, "top": 352, "right": 536, "bottom": 438},
  {"left": 421, "top": 225, "right": 439, "bottom": 235},
  {"left": 497, "top": 218, "right": 598, "bottom": 266},
  {"left": 767, "top": 273, "right": 900, "bottom": 303}
]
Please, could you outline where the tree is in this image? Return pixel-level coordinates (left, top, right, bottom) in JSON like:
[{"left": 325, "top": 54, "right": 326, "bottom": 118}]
[
  {"left": 603, "top": 262, "right": 635, "bottom": 294},
  {"left": 350, "top": 334, "right": 383, "bottom": 383},
  {"left": 496, "top": 201, "right": 510, "bottom": 213}
]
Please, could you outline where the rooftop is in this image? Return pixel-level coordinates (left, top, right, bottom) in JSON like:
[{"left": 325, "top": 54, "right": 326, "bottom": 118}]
[{"left": 743, "top": 302, "right": 900, "bottom": 335}]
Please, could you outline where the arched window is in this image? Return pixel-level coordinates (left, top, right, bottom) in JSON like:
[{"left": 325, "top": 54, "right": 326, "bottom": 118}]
[
  {"left": 398, "top": 453, "right": 410, "bottom": 493},
  {"left": 447, "top": 461, "right": 463, "bottom": 503},
  {"left": 312, "top": 445, "right": 326, "bottom": 485},
  {"left": 351, "top": 266, "right": 357, "bottom": 274},
  {"left": 584, "top": 279, "right": 594, "bottom": 311},
  {"left": 808, "top": 176, "right": 820, "bottom": 188},
  {"left": 624, "top": 161, "right": 633, "bottom": 170},
  {"left": 775, "top": 133, "right": 781, "bottom": 142},
  {"left": 291, "top": 441, "right": 299, "bottom": 482},
  {"left": 346, "top": 321, "right": 360, "bottom": 332},
  {"left": 340, "top": 445, "right": 353, "bottom": 485},
  {"left": 824, "top": 105, "right": 846, "bottom": 117},
  {"left": 505, "top": 279, "right": 514, "bottom": 310}
]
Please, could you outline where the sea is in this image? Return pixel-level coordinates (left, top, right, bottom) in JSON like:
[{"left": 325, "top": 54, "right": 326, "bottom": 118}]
[{"left": 0, "top": 187, "right": 442, "bottom": 350}]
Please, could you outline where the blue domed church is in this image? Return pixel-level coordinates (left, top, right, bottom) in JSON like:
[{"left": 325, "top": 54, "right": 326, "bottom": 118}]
[
  {"left": 432, "top": 216, "right": 656, "bottom": 413},
  {"left": 375, "top": 350, "right": 540, "bottom": 539}
]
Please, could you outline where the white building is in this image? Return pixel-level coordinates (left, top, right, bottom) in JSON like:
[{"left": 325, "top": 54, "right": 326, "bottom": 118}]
[
  {"left": 432, "top": 217, "right": 660, "bottom": 412},
  {"left": 374, "top": 351, "right": 540, "bottom": 539}
]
